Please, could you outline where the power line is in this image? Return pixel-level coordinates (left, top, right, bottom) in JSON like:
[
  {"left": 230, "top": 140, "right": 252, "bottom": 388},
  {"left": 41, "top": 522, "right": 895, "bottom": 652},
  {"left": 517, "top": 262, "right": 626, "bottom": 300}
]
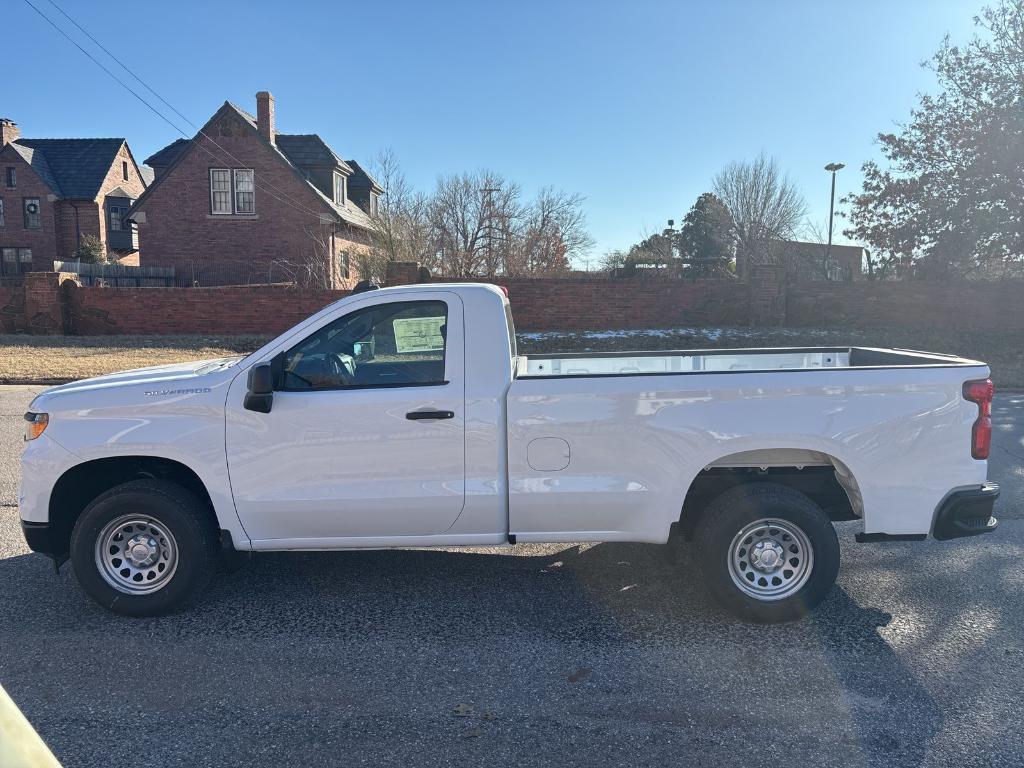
[
  {"left": 21, "top": 0, "right": 190, "bottom": 137},
  {"left": 43, "top": 0, "right": 330, "bottom": 220},
  {"left": 44, "top": 0, "right": 197, "bottom": 133},
  {"left": 23, "top": 0, "right": 336, "bottom": 222}
]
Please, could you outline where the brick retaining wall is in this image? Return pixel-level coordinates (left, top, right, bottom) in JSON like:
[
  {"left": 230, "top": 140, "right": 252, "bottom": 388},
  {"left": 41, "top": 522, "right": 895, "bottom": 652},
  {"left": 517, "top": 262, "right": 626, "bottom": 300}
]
[
  {"left": 4, "top": 267, "right": 1024, "bottom": 336},
  {"left": 0, "top": 285, "right": 25, "bottom": 333},
  {"left": 65, "top": 283, "right": 350, "bottom": 336}
]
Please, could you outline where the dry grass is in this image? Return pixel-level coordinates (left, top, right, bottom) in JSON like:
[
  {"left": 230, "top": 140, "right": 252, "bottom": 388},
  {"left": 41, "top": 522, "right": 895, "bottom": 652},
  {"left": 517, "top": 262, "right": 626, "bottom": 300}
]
[{"left": 0, "top": 334, "right": 269, "bottom": 383}]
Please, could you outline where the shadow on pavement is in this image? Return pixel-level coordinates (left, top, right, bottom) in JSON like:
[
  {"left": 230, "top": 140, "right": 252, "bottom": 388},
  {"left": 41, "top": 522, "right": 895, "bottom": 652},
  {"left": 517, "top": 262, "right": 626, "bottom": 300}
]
[{"left": 0, "top": 537, "right": 960, "bottom": 767}]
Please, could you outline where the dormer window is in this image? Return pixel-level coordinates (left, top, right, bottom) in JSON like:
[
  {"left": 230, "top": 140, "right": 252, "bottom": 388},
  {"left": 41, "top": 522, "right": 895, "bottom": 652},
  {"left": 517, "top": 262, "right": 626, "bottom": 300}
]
[
  {"left": 333, "top": 172, "right": 346, "bottom": 205},
  {"left": 370, "top": 193, "right": 379, "bottom": 216}
]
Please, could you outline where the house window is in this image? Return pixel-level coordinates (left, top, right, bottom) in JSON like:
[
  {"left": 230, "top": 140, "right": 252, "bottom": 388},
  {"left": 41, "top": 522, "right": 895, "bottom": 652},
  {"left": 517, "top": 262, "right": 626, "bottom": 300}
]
[
  {"left": 18, "top": 248, "right": 32, "bottom": 263},
  {"left": 4, "top": 167, "right": 14, "bottom": 188},
  {"left": 334, "top": 172, "right": 346, "bottom": 205},
  {"left": 109, "top": 205, "right": 123, "bottom": 232},
  {"left": 340, "top": 250, "right": 350, "bottom": 279},
  {"left": 210, "top": 168, "right": 254, "bottom": 215},
  {"left": 23, "top": 198, "right": 41, "bottom": 229},
  {"left": 233, "top": 169, "right": 255, "bottom": 214},
  {"left": 369, "top": 193, "right": 379, "bottom": 216},
  {"left": 0, "top": 199, "right": 4, "bottom": 228},
  {"left": 1, "top": 248, "right": 14, "bottom": 263},
  {"left": 122, "top": 161, "right": 129, "bottom": 181},
  {"left": 210, "top": 169, "right": 232, "bottom": 214}
]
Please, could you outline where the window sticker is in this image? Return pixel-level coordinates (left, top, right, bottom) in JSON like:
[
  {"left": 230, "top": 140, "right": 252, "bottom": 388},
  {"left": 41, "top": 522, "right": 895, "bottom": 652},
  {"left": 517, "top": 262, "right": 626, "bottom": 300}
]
[{"left": 393, "top": 316, "right": 445, "bottom": 353}]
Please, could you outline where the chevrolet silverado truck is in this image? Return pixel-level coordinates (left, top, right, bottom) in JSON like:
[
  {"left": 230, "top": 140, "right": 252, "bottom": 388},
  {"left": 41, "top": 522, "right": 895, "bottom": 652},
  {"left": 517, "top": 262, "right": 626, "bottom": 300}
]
[{"left": 19, "top": 283, "right": 999, "bottom": 622}]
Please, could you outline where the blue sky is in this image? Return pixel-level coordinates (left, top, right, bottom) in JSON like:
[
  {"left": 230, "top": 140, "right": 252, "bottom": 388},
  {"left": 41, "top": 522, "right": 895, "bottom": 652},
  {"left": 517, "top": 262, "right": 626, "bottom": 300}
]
[{"left": 7, "top": 0, "right": 987, "bottom": 265}]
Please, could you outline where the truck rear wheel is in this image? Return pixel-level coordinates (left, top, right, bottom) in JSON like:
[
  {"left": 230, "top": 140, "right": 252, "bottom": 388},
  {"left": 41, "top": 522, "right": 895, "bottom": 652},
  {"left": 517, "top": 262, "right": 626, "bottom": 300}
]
[
  {"left": 70, "top": 480, "right": 218, "bottom": 616},
  {"left": 693, "top": 482, "right": 840, "bottom": 623}
]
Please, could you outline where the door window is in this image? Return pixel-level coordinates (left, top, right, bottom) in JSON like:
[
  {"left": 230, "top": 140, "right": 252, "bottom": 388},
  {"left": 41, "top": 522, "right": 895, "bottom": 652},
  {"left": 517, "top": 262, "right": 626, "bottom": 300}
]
[{"left": 282, "top": 300, "right": 448, "bottom": 390}]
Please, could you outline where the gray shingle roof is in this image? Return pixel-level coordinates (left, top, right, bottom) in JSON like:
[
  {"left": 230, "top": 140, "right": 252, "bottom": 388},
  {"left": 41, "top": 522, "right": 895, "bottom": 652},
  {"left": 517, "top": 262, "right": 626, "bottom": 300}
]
[
  {"left": 7, "top": 142, "right": 61, "bottom": 194},
  {"left": 14, "top": 138, "right": 126, "bottom": 198},
  {"left": 275, "top": 134, "right": 354, "bottom": 174},
  {"left": 144, "top": 138, "right": 189, "bottom": 168},
  {"left": 345, "top": 159, "right": 383, "bottom": 193}
]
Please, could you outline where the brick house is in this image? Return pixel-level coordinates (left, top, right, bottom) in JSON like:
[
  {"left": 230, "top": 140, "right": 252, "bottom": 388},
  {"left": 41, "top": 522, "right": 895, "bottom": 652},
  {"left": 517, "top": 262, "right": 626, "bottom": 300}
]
[
  {"left": 130, "top": 92, "right": 382, "bottom": 288},
  {"left": 0, "top": 118, "right": 149, "bottom": 278}
]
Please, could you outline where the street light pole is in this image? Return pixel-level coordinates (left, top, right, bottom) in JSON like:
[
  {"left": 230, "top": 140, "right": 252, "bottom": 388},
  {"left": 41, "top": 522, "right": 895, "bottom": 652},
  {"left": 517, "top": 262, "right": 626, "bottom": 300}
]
[
  {"left": 665, "top": 218, "right": 675, "bottom": 271},
  {"left": 823, "top": 162, "right": 845, "bottom": 277}
]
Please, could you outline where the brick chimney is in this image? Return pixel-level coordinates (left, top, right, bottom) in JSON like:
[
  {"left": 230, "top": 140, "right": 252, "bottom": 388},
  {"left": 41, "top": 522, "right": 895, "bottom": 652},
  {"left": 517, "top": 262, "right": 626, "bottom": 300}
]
[
  {"left": 0, "top": 118, "right": 20, "bottom": 146},
  {"left": 255, "top": 92, "right": 275, "bottom": 144}
]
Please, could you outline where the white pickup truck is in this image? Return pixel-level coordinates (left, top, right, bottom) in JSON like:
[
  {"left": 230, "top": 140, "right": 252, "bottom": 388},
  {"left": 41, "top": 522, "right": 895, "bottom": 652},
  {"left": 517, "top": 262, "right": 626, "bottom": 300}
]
[{"left": 19, "top": 283, "right": 999, "bottom": 622}]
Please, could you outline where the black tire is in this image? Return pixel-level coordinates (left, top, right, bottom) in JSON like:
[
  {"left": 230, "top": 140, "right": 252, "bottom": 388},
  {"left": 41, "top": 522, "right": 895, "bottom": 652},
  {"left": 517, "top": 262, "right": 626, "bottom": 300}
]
[
  {"left": 70, "top": 479, "right": 218, "bottom": 616},
  {"left": 693, "top": 482, "right": 840, "bottom": 623}
]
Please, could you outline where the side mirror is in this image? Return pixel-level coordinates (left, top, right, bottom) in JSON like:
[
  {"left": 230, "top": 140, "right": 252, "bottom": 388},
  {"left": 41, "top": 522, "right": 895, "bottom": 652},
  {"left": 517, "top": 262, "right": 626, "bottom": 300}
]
[{"left": 244, "top": 363, "right": 274, "bottom": 413}]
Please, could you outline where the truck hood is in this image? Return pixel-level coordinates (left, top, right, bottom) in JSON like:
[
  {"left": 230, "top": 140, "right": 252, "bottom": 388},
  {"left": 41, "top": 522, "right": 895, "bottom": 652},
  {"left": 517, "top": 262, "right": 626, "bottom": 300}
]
[{"left": 29, "top": 357, "right": 245, "bottom": 410}]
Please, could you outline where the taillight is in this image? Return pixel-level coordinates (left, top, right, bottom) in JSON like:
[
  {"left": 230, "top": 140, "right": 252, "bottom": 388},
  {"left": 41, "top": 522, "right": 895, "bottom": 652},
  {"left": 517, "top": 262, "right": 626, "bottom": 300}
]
[
  {"left": 962, "top": 378, "right": 994, "bottom": 460},
  {"left": 497, "top": 285, "right": 509, "bottom": 298}
]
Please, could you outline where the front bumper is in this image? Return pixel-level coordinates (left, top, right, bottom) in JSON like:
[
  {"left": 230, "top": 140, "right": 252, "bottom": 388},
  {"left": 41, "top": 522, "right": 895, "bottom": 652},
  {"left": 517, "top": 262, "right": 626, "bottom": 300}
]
[
  {"left": 20, "top": 520, "right": 56, "bottom": 555},
  {"left": 932, "top": 483, "right": 1000, "bottom": 541}
]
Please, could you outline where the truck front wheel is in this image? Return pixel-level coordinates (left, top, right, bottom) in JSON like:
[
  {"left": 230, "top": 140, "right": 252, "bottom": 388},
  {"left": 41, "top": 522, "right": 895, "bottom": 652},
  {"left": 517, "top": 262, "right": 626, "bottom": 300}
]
[
  {"left": 70, "top": 480, "right": 218, "bottom": 616},
  {"left": 693, "top": 482, "right": 840, "bottom": 623}
]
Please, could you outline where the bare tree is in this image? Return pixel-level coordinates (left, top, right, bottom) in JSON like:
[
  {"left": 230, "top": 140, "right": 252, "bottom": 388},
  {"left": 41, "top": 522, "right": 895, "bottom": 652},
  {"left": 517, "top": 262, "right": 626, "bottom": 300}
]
[
  {"left": 365, "top": 149, "right": 432, "bottom": 283},
  {"left": 361, "top": 154, "right": 595, "bottom": 280},
  {"left": 428, "top": 170, "right": 522, "bottom": 277},
  {"left": 507, "top": 187, "right": 594, "bottom": 276},
  {"left": 713, "top": 153, "right": 807, "bottom": 278},
  {"left": 290, "top": 218, "right": 342, "bottom": 288}
]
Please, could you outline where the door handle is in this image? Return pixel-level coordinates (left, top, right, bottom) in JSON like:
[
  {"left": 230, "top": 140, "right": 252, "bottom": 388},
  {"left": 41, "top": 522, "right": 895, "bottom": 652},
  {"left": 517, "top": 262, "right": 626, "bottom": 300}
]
[{"left": 406, "top": 410, "right": 455, "bottom": 420}]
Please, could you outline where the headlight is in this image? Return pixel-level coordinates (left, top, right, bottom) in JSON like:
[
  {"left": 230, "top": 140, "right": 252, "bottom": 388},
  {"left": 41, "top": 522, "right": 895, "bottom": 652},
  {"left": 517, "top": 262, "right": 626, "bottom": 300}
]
[{"left": 24, "top": 413, "right": 48, "bottom": 441}]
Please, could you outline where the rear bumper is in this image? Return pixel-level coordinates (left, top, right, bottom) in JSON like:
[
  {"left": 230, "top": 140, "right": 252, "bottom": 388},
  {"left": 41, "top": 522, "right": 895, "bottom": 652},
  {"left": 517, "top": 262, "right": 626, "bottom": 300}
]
[
  {"left": 932, "top": 483, "right": 999, "bottom": 540},
  {"left": 20, "top": 520, "right": 56, "bottom": 555}
]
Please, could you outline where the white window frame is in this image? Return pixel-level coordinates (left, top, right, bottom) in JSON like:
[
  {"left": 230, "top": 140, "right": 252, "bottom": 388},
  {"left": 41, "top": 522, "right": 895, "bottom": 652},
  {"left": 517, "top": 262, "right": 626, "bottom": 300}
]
[
  {"left": 233, "top": 169, "right": 255, "bottom": 214},
  {"left": 210, "top": 169, "right": 233, "bottom": 215},
  {"left": 210, "top": 168, "right": 255, "bottom": 215},
  {"left": 334, "top": 172, "right": 346, "bottom": 205}
]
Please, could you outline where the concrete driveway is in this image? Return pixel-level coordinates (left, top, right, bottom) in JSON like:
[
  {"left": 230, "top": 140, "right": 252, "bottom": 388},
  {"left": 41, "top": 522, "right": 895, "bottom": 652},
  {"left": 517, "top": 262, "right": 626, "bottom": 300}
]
[{"left": 1, "top": 385, "right": 1023, "bottom": 768}]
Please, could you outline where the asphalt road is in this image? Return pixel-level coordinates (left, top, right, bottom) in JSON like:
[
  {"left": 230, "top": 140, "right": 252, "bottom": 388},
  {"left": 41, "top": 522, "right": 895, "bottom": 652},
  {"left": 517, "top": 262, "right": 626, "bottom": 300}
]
[{"left": 2, "top": 385, "right": 1023, "bottom": 768}]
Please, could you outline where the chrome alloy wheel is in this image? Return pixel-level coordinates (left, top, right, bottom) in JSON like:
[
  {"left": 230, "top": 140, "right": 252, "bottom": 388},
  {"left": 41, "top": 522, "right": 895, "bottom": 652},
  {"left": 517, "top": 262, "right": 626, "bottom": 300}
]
[
  {"left": 727, "top": 517, "right": 813, "bottom": 601},
  {"left": 94, "top": 514, "right": 178, "bottom": 595}
]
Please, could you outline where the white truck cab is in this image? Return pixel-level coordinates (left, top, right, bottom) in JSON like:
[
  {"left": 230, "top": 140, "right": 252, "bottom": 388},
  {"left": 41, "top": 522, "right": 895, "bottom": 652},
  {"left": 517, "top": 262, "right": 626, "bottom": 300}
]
[{"left": 19, "top": 283, "right": 999, "bottom": 622}]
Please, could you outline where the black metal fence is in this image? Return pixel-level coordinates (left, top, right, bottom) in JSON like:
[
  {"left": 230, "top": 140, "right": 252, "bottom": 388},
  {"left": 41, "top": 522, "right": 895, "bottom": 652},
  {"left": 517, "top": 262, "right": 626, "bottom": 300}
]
[
  {"left": 54, "top": 261, "right": 176, "bottom": 287},
  {"left": 53, "top": 260, "right": 324, "bottom": 288}
]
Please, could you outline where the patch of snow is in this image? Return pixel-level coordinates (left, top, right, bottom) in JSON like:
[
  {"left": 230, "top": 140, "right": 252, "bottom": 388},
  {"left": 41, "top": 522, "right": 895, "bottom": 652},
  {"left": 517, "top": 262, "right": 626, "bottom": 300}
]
[{"left": 518, "top": 326, "right": 850, "bottom": 342}]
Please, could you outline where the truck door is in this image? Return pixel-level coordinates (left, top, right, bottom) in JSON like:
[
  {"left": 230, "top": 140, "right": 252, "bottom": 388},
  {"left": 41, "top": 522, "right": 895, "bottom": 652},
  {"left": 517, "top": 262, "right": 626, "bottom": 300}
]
[{"left": 225, "top": 292, "right": 466, "bottom": 543}]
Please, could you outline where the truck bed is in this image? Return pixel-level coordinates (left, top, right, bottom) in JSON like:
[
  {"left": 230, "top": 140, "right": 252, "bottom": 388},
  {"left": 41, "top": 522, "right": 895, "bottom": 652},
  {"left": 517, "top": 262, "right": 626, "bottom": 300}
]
[{"left": 517, "top": 346, "right": 979, "bottom": 378}]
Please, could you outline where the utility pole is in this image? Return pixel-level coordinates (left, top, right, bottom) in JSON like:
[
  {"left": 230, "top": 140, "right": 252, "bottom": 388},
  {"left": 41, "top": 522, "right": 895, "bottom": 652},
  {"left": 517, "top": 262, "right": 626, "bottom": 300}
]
[{"left": 824, "top": 163, "right": 845, "bottom": 278}]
